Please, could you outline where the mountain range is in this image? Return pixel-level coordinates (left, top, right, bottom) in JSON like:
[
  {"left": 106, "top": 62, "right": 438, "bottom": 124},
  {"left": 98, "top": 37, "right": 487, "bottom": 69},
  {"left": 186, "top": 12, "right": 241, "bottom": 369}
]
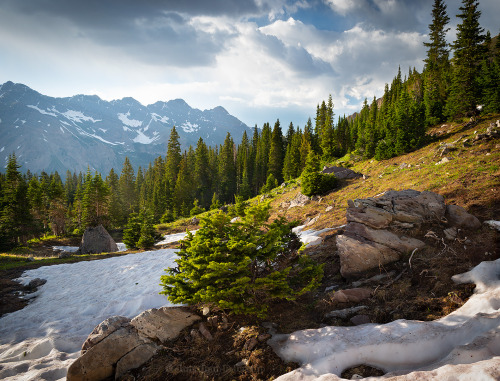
[{"left": 0, "top": 81, "right": 250, "bottom": 174}]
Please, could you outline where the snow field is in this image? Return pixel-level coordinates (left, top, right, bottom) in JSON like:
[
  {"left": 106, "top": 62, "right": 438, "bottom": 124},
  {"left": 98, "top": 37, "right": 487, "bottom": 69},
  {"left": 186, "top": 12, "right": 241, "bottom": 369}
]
[{"left": 0, "top": 249, "right": 178, "bottom": 381}]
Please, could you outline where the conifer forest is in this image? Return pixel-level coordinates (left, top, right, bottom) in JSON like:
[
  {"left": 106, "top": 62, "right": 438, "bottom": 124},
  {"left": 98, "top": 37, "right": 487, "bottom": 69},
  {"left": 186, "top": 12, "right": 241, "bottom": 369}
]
[{"left": 0, "top": 0, "right": 499, "bottom": 250}]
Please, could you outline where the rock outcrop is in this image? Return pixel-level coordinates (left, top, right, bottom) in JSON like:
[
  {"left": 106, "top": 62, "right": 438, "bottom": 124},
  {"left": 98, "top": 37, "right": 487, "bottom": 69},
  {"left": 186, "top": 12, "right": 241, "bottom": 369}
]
[
  {"left": 321, "top": 166, "right": 364, "bottom": 179},
  {"left": 337, "top": 190, "right": 480, "bottom": 279},
  {"left": 80, "top": 225, "right": 118, "bottom": 254},
  {"left": 67, "top": 307, "right": 200, "bottom": 381}
]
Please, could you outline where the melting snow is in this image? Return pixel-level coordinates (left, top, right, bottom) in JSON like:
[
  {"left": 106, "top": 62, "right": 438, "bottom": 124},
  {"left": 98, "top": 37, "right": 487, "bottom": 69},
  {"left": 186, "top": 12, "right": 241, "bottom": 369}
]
[
  {"left": 0, "top": 249, "right": 179, "bottom": 381},
  {"left": 270, "top": 258, "right": 500, "bottom": 380},
  {"left": 133, "top": 130, "right": 158, "bottom": 144},
  {"left": 62, "top": 110, "right": 101, "bottom": 124},
  {"left": 156, "top": 230, "right": 198, "bottom": 246},
  {"left": 59, "top": 127, "right": 64, "bottom": 134},
  {"left": 27, "top": 105, "right": 58, "bottom": 117},
  {"left": 181, "top": 121, "right": 199, "bottom": 133},
  {"left": 99, "top": 128, "right": 107, "bottom": 133},
  {"left": 150, "top": 113, "right": 170, "bottom": 124},
  {"left": 117, "top": 112, "right": 142, "bottom": 128}
]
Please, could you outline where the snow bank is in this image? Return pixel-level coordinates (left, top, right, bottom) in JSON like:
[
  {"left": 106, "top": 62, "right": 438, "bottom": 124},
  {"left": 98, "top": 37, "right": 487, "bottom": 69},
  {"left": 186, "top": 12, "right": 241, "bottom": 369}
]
[
  {"left": 52, "top": 243, "right": 128, "bottom": 252},
  {"left": 293, "top": 226, "right": 341, "bottom": 247},
  {"left": 155, "top": 230, "right": 198, "bottom": 246},
  {"left": 0, "top": 249, "right": 178, "bottom": 381},
  {"left": 270, "top": 258, "right": 500, "bottom": 380}
]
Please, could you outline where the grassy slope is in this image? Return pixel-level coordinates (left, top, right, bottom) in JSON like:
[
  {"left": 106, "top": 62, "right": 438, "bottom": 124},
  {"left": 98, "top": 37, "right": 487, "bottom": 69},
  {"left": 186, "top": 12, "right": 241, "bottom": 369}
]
[{"left": 269, "top": 115, "right": 500, "bottom": 229}]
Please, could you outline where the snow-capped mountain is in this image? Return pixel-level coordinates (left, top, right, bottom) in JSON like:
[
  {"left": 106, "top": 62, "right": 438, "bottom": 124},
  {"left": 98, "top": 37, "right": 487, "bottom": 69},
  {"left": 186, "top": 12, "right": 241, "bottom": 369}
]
[{"left": 0, "top": 81, "right": 250, "bottom": 174}]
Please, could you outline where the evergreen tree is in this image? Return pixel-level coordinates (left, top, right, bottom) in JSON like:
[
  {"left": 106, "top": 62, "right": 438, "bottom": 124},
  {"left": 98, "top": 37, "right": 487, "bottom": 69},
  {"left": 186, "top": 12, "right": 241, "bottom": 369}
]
[
  {"left": 165, "top": 126, "right": 182, "bottom": 185},
  {"left": 423, "top": 0, "right": 450, "bottom": 125},
  {"left": 82, "top": 171, "right": 110, "bottom": 227},
  {"left": 0, "top": 154, "right": 33, "bottom": 248},
  {"left": 446, "top": 0, "right": 485, "bottom": 118},
  {"left": 301, "top": 152, "right": 337, "bottom": 197},
  {"left": 118, "top": 157, "right": 136, "bottom": 223},
  {"left": 268, "top": 119, "right": 284, "bottom": 184},
  {"left": 123, "top": 212, "right": 141, "bottom": 249},
  {"left": 173, "top": 157, "right": 194, "bottom": 217},
  {"left": 194, "top": 138, "right": 212, "bottom": 208},
  {"left": 218, "top": 133, "right": 237, "bottom": 204},
  {"left": 106, "top": 168, "right": 123, "bottom": 228},
  {"left": 160, "top": 202, "right": 323, "bottom": 318},
  {"left": 137, "top": 209, "right": 156, "bottom": 249}
]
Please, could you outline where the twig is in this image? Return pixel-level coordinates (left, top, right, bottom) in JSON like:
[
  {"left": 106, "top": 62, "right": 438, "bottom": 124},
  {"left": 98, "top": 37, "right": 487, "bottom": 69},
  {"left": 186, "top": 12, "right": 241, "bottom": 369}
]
[
  {"left": 382, "top": 269, "right": 407, "bottom": 289},
  {"left": 408, "top": 248, "right": 418, "bottom": 270}
]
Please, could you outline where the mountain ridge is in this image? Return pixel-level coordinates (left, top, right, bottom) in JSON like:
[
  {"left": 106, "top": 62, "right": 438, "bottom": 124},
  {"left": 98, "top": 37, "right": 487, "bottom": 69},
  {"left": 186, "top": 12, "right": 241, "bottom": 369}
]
[{"left": 0, "top": 81, "right": 249, "bottom": 174}]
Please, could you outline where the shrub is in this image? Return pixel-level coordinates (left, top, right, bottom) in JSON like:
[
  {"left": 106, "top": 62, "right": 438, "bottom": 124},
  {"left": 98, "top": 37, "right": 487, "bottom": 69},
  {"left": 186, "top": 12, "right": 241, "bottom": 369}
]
[
  {"left": 123, "top": 212, "right": 141, "bottom": 249},
  {"left": 190, "top": 199, "right": 205, "bottom": 217},
  {"left": 301, "top": 152, "right": 338, "bottom": 196},
  {"left": 261, "top": 173, "right": 278, "bottom": 194},
  {"left": 160, "top": 202, "right": 323, "bottom": 318}
]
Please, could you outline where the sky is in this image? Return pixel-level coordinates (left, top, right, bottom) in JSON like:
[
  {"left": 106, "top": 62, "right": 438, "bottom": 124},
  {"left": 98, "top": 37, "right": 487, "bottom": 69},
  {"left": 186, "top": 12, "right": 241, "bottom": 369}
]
[{"left": 1, "top": 0, "right": 499, "bottom": 129}]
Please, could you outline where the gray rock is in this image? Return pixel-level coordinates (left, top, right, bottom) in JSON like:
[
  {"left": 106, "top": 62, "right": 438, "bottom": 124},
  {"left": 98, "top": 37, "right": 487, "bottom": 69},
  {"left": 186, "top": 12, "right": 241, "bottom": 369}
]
[
  {"left": 325, "top": 205, "right": 334, "bottom": 212},
  {"left": 80, "top": 225, "right": 118, "bottom": 254},
  {"left": 331, "top": 288, "right": 372, "bottom": 303},
  {"left": 130, "top": 307, "right": 201, "bottom": 342},
  {"left": 350, "top": 315, "right": 371, "bottom": 325},
  {"left": 58, "top": 251, "right": 72, "bottom": 259},
  {"left": 68, "top": 325, "right": 150, "bottom": 381},
  {"left": 345, "top": 222, "right": 425, "bottom": 254},
  {"left": 337, "top": 235, "right": 401, "bottom": 279},
  {"left": 27, "top": 278, "right": 47, "bottom": 289},
  {"left": 444, "top": 227, "right": 458, "bottom": 241},
  {"left": 446, "top": 205, "right": 481, "bottom": 230},
  {"left": 288, "top": 192, "right": 310, "bottom": 208},
  {"left": 114, "top": 343, "right": 158, "bottom": 380},
  {"left": 322, "top": 166, "right": 363, "bottom": 179},
  {"left": 346, "top": 206, "right": 393, "bottom": 229},
  {"left": 190, "top": 217, "right": 200, "bottom": 225},
  {"left": 82, "top": 316, "right": 131, "bottom": 353},
  {"left": 325, "top": 306, "right": 368, "bottom": 319}
]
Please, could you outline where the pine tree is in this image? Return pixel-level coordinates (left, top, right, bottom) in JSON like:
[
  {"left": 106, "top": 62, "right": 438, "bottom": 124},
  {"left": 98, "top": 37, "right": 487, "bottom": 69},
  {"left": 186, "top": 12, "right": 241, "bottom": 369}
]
[
  {"left": 160, "top": 202, "right": 323, "bottom": 318},
  {"left": 173, "top": 157, "right": 194, "bottom": 217},
  {"left": 423, "top": 0, "right": 450, "bottom": 125},
  {"left": 106, "top": 168, "right": 123, "bottom": 228},
  {"left": 82, "top": 171, "right": 110, "bottom": 227},
  {"left": 446, "top": 0, "right": 485, "bottom": 118},
  {"left": 268, "top": 119, "right": 284, "bottom": 185},
  {"left": 165, "top": 126, "right": 182, "bottom": 185},
  {"left": 123, "top": 212, "right": 141, "bottom": 249},
  {"left": 0, "top": 154, "right": 33, "bottom": 248},
  {"left": 301, "top": 152, "right": 337, "bottom": 197},
  {"left": 118, "top": 157, "right": 136, "bottom": 223},
  {"left": 194, "top": 138, "right": 212, "bottom": 208},
  {"left": 137, "top": 210, "right": 156, "bottom": 249},
  {"left": 218, "top": 133, "right": 237, "bottom": 204}
]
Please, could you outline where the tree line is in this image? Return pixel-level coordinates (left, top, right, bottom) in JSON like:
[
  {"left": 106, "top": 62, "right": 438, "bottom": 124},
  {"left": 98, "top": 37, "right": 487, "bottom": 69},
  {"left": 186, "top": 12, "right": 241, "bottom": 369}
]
[{"left": 0, "top": 0, "right": 498, "bottom": 250}]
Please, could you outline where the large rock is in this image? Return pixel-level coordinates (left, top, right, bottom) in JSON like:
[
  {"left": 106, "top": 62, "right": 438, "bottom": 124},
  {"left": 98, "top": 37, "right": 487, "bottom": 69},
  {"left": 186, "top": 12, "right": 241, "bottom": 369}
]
[
  {"left": 68, "top": 307, "right": 201, "bottom": 381},
  {"left": 337, "top": 190, "right": 481, "bottom": 279},
  {"left": 322, "top": 166, "right": 363, "bottom": 179},
  {"left": 80, "top": 224, "right": 118, "bottom": 254},
  {"left": 288, "top": 192, "right": 310, "bottom": 208},
  {"left": 131, "top": 307, "right": 201, "bottom": 342},
  {"left": 345, "top": 222, "right": 425, "bottom": 254},
  {"left": 331, "top": 288, "right": 372, "bottom": 303},
  {"left": 446, "top": 204, "right": 481, "bottom": 229},
  {"left": 337, "top": 235, "right": 401, "bottom": 279},
  {"left": 67, "top": 325, "right": 153, "bottom": 381}
]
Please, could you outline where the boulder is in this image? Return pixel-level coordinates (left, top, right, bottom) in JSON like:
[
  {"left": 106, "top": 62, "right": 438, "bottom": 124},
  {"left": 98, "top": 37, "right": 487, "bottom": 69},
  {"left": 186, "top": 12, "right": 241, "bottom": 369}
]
[
  {"left": 322, "top": 166, "right": 363, "bottom": 179},
  {"left": 331, "top": 288, "right": 372, "bottom": 303},
  {"left": 345, "top": 222, "right": 425, "bottom": 254},
  {"left": 337, "top": 235, "right": 400, "bottom": 279},
  {"left": 80, "top": 225, "right": 118, "bottom": 254},
  {"left": 68, "top": 307, "right": 201, "bottom": 381},
  {"left": 81, "top": 316, "right": 131, "bottom": 353},
  {"left": 346, "top": 206, "right": 393, "bottom": 229},
  {"left": 130, "top": 307, "right": 201, "bottom": 342},
  {"left": 350, "top": 314, "right": 371, "bottom": 325},
  {"left": 67, "top": 325, "right": 154, "bottom": 381},
  {"left": 288, "top": 192, "right": 310, "bottom": 208},
  {"left": 446, "top": 205, "right": 481, "bottom": 229}
]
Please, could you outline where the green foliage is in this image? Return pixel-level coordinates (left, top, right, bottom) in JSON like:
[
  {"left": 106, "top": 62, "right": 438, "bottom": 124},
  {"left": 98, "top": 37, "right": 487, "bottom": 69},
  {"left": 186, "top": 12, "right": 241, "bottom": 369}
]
[
  {"left": 123, "top": 212, "right": 141, "bottom": 249},
  {"left": 160, "top": 202, "right": 323, "bottom": 318},
  {"left": 137, "top": 210, "right": 156, "bottom": 249},
  {"left": 261, "top": 173, "right": 278, "bottom": 194},
  {"left": 190, "top": 199, "right": 205, "bottom": 217},
  {"left": 300, "top": 152, "right": 338, "bottom": 197},
  {"left": 160, "top": 209, "right": 175, "bottom": 223}
]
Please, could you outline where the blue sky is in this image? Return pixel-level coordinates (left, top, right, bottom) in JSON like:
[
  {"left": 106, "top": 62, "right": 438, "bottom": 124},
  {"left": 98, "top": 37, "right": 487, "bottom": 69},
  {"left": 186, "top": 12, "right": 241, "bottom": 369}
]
[{"left": 0, "top": 0, "right": 499, "bottom": 129}]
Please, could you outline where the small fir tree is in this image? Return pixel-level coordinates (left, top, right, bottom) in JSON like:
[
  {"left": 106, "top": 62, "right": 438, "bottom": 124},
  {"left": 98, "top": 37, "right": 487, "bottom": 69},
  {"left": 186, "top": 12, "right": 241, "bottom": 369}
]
[{"left": 160, "top": 202, "right": 323, "bottom": 317}]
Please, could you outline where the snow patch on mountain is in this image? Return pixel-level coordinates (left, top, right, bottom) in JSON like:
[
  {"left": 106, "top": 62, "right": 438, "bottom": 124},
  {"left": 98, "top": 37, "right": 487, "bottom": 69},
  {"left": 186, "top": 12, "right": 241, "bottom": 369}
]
[
  {"left": 151, "top": 113, "right": 170, "bottom": 123},
  {"left": 118, "top": 112, "right": 142, "bottom": 128},
  {"left": 27, "top": 105, "right": 57, "bottom": 117},
  {"left": 62, "top": 110, "right": 101, "bottom": 124},
  {"left": 181, "top": 121, "right": 199, "bottom": 133},
  {"left": 133, "top": 130, "right": 158, "bottom": 144}
]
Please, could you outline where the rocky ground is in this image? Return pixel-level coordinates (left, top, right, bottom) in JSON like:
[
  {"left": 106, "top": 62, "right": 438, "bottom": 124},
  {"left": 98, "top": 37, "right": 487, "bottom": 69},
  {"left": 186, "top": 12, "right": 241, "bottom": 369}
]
[{"left": 1, "top": 116, "right": 499, "bottom": 380}]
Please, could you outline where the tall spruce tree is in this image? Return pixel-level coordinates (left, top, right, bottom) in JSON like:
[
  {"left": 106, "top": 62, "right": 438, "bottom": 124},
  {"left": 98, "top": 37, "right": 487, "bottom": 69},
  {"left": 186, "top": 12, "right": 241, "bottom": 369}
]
[
  {"left": 165, "top": 126, "right": 182, "bottom": 185},
  {"left": 446, "top": 0, "right": 485, "bottom": 118},
  {"left": 423, "top": 0, "right": 450, "bottom": 125}
]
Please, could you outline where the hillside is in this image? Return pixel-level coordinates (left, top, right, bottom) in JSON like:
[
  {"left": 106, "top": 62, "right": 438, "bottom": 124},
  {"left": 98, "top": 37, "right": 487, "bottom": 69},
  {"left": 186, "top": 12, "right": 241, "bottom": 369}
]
[
  {"left": 0, "top": 115, "right": 498, "bottom": 381},
  {"left": 0, "top": 81, "right": 250, "bottom": 174}
]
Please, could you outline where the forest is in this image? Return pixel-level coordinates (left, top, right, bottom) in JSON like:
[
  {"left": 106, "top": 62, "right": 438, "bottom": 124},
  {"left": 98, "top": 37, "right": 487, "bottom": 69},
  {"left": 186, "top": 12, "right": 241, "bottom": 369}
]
[{"left": 0, "top": 0, "right": 499, "bottom": 250}]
